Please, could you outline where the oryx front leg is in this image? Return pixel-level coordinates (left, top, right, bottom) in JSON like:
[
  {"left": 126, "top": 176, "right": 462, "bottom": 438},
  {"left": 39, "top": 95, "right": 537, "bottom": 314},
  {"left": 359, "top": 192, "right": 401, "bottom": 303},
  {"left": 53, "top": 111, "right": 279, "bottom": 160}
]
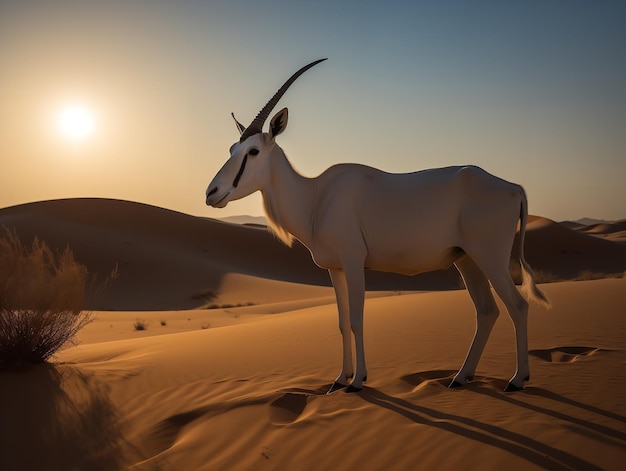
[
  {"left": 342, "top": 259, "right": 367, "bottom": 393},
  {"left": 328, "top": 269, "right": 353, "bottom": 394}
]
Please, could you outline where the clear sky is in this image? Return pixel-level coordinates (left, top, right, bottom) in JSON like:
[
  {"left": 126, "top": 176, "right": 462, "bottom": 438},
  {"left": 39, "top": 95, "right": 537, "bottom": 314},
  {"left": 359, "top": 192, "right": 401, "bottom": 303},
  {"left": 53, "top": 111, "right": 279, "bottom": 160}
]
[{"left": 1, "top": 0, "right": 624, "bottom": 222}]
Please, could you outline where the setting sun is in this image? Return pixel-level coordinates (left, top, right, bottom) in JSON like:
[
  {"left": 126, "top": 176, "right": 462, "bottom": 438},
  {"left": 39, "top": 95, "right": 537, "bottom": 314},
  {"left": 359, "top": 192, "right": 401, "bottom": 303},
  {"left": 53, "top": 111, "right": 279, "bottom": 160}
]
[{"left": 57, "top": 105, "right": 95, "bottom": 140}]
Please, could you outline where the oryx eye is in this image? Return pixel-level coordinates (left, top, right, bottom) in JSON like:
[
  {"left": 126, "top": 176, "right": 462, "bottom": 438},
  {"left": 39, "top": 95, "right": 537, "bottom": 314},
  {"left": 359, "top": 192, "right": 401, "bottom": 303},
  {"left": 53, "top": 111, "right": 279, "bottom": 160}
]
[{"left": 248, "top": 148, "right": 259, "bottom": 156}]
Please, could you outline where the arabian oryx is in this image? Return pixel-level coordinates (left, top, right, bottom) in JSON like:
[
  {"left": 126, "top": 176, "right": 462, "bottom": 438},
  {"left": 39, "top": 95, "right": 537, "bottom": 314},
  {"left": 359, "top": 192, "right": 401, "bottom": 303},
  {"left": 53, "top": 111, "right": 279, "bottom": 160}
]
[{"left": 206, "top": 59, "right": 550, "bottom": 394}]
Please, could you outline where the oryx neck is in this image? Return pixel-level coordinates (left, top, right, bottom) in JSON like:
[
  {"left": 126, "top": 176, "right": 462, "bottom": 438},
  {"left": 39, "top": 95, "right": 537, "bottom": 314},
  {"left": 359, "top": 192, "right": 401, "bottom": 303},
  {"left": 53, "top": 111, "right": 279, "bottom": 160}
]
[{"left": 260, "top": 147, "right": 314, "bottom": 247}]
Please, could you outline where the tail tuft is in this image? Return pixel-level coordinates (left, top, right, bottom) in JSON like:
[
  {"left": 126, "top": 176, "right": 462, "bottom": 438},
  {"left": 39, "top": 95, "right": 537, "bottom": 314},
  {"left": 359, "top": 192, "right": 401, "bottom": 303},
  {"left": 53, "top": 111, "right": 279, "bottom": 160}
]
[{"left": 520, "top": 260, "right": 551, "bottom": 309}]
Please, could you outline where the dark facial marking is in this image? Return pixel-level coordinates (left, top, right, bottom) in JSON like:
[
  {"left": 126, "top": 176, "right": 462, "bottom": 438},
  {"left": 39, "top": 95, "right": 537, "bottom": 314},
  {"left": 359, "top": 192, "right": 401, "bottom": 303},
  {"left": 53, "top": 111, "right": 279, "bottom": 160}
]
[{"left": 232, "top": 153, "right": 248, "bottom": 188}]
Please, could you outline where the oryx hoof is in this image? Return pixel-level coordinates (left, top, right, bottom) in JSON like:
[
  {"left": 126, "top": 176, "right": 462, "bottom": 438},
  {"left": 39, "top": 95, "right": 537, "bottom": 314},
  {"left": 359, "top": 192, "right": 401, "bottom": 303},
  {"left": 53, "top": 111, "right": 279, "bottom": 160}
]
[
  {"left": 448, "top": 380, "right": 464, "bottom": 389},
  {"left": 504, "top": 375, "right": 529, "bottom": 392},
  {"left": 327, "top": 382, "right": 348, "bottom": 394},
  {"left": 448, "top": 374, "right": 472, "bottom": 388},
  {"left": 346, "top": 384, "right": 362, "bottom": 393},
  {"left": 504, "top": 382, "right": 524, "bottom": 392}
]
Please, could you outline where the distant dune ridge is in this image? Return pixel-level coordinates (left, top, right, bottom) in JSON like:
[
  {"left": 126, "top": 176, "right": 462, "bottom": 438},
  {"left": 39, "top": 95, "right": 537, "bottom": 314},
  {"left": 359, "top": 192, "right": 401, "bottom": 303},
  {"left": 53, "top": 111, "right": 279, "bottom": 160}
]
[
  {"left": 218, "top": 214, "right": 268, "bottom": 226},
  {"left": 1, "top": 198, "right": 625, "bottom": 469},
  {"left": 0, "top": 198, "right": 623, "bottom": 310}
]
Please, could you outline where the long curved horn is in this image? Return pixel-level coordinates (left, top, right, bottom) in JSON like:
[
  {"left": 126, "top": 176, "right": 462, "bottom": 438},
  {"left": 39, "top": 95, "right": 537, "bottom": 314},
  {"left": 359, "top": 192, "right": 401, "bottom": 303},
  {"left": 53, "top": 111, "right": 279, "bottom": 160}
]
[{"left": 240, "top": 58, "right": 327, "bottom": 142}]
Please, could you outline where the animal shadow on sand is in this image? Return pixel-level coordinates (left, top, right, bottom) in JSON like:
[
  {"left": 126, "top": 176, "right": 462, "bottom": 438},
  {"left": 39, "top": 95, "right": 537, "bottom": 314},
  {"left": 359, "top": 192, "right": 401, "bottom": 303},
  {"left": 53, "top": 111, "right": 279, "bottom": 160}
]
[
  {"left": 358, "top": 376, "right": 605, "bottom": 471},
  {"left": 0, "top": 364, "right": 130, "bottom": 470},
  {"left": 471, "top": 384, "right": 626, "bottom": 440}
]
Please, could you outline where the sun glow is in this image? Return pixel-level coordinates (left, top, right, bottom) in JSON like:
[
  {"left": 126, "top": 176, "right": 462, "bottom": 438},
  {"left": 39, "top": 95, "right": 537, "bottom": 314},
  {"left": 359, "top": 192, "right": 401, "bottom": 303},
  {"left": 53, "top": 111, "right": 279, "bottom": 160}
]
[{"left": 57, "top": 105, "right": 95, "bottom": 140}]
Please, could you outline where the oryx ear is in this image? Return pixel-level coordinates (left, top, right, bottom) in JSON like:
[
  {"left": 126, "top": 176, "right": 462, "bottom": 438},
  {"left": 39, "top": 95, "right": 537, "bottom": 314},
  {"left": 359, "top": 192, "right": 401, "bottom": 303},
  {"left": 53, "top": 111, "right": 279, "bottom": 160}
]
[
  {"left": 231, "top": 113, "right": 245, "bottom": 135},
  {"left": 269, "top": 108, "right": 288, "bottom": 139}
]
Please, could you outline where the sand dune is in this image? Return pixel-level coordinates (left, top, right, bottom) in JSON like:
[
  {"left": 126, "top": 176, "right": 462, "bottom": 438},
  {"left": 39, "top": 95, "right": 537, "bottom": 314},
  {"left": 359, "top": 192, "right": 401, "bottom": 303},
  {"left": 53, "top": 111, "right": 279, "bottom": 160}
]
[
  {"left": 578, "top": 221, "right": 626, "bottom": 235},
  {"left": 1, "top": 199, "right": 625, "bottom": 470},
  {"left": 576, "top": 220, "right": 626, "bottom": 244},
  {"left": 0, "top": 198, "right": 327, "bottom": 310},
  {"left": 561, "top": 219, "right": 626, "bottom": 244},
  {"left": 518, "top": 216, "right": 626, "bottom": 280},
  {"left": 1, "top": 279, "right": 624, "bottom": 470}
]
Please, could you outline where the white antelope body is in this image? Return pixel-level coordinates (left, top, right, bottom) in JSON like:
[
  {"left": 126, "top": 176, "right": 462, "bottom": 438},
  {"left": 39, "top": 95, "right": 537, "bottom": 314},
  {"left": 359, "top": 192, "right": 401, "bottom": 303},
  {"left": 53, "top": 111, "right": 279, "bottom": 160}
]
[{"left": 206, "top": 59, "right": 549, "bottom": 393}]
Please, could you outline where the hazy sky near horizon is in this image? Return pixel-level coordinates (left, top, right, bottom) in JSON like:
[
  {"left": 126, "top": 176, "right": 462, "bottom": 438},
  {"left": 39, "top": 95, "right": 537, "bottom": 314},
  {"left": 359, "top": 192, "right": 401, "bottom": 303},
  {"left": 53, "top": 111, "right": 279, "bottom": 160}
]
[{"left": 1, "top": 0, "right": 624, "bottom": 222}]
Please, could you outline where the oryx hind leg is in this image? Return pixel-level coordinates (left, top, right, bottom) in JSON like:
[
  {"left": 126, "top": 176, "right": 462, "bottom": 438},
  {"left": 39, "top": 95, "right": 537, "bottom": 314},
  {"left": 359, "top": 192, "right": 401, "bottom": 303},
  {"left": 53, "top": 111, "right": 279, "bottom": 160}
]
[
  {"left": 449, "top": 255, "right": 499, "bottom": 388},
  {"left": 466, "top": 249, "right": 530, "bottom": 391}
]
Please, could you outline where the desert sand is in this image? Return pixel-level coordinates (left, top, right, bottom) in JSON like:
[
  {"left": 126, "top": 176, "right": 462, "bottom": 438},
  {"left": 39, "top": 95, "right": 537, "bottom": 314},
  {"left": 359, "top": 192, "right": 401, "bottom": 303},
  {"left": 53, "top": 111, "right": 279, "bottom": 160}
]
[{"left": 1, "top": 199, "right": 625, "bottom": 470}]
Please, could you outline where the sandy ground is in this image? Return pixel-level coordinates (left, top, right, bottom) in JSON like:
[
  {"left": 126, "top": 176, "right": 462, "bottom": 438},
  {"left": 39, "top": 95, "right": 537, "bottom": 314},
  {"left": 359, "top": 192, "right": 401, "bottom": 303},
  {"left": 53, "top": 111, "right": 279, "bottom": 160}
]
[{"left": 1, "top": 199, "right": 625, "bottom": 470}]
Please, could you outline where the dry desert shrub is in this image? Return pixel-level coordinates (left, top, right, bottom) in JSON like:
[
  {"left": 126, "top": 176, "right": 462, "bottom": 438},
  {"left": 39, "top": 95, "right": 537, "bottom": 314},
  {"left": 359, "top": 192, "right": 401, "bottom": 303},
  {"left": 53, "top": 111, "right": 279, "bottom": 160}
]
[
  {"left": 0, "top": 228, "right": 110, "bottom": 368},
  {"left": 133, "top": 319, "right": 149, "bottom": 331}
]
